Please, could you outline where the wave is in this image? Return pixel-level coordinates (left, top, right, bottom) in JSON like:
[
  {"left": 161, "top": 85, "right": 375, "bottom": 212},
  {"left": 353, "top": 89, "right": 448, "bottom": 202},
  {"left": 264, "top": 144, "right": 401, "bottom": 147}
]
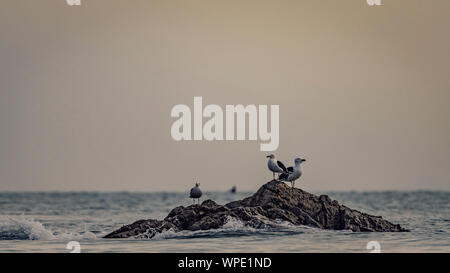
[
  {"left": 135, "top": 217, "right": 316, "bottom": 240},
  {"left": 0, "top": 216, "right": 98, "bottom": 241},
  {"left": 0, "top": 216, "right": 329, "bottom": 241}
]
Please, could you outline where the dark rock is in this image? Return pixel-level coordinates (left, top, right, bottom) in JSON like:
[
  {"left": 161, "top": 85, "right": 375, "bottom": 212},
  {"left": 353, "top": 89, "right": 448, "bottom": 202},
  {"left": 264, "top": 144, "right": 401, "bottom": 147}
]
[{"left": 104, "top": 181, "right": 408, "bottom": 238}]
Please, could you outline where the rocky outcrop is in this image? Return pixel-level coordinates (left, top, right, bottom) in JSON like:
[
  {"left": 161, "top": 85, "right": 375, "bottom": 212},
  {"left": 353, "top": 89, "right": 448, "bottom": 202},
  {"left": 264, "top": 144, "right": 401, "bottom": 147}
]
[{"left": 104, "top": 181, "right": 407, "bottom": 238}]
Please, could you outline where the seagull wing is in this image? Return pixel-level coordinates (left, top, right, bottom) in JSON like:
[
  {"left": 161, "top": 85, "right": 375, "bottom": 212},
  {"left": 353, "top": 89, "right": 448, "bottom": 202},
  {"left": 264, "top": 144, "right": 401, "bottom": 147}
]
[
  {"left": 279, "top": 172, "right": 288, "bottom": 180},
  {"left": 277, "top": 161, "right": 287, "bottom": 172},
  {"left": 287, "top": 166, "right": 294, "bottom": 173}
]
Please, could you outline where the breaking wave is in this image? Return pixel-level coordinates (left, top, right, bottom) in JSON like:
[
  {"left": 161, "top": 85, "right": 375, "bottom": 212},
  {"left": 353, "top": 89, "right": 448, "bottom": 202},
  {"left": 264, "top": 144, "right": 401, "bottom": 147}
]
[
  {"left": 0, "top": 215, "right": 312, "bottom": 241},
  {"left": 0, "top": 216, "right": 98, "bottom": 241},
  {"left": 135, "top": 217, "right": 316, "bottom": 240}
]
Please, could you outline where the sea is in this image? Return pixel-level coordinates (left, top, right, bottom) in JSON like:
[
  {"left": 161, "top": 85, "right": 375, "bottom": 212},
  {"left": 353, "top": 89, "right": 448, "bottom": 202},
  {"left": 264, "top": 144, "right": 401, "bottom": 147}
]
[{"left": 0, "top": 190, "right": 448, "bottom": 253}]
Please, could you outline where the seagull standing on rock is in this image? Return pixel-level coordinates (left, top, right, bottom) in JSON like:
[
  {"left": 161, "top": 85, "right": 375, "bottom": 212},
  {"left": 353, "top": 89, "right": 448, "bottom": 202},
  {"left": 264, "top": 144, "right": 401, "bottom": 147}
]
[
  {"left": 266, "top": 154, "right": 287, "bottom": 180},
  {"left": 189, "top": 182, "right": 202, "bottom": 204},
  {"left": 279, "top": 157, "right": 306, "bottom": 188}
]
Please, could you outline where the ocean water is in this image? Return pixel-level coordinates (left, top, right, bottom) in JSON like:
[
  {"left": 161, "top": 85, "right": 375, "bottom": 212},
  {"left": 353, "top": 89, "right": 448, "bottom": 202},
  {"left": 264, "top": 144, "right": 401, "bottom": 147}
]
[{"left": 0, "top": 190, "right": 449, "bottom": 253}]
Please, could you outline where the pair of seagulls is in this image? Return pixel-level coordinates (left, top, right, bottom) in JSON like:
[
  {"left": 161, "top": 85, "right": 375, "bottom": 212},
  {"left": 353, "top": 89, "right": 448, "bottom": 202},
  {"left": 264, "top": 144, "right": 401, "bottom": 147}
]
[
  {"left": 267, "top": 154, "right": 306, "bottom": 188},
  {"left": 189, "top": 154, "right": 306, "bottom": 204}
]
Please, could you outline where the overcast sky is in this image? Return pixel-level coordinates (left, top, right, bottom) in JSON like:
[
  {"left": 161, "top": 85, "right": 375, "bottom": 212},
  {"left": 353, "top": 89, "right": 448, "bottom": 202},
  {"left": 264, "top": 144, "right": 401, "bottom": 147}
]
[{"left": 0, "top": 0, "right": 449, "bottom": 192}]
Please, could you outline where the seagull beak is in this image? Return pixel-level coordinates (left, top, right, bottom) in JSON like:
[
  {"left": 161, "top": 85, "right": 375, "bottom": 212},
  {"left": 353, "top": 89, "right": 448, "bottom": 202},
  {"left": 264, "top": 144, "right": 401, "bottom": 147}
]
[
  {"left": 302, "top": 159, "right": 306, "bottom": 162},
  {"left": 266, "top": 155, "right": 270, "bottom": 158}
]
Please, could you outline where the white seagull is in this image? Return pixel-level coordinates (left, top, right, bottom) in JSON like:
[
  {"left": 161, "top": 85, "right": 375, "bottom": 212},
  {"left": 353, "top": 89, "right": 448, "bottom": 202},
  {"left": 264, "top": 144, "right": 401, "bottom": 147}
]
[
  {"left": 266, "top": 154, "right": 287, "bottom": 180},
  {"left": 189, "top": 182, "right": 202, "bottom": 204},
  {"left": 279, "top": 157, "right": 306, "bottom": 188}
]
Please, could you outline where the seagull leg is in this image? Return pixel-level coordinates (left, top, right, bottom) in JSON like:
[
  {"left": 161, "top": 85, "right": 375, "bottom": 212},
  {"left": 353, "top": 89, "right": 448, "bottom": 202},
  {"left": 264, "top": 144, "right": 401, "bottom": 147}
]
[{"left": 273, "top": 172, "right": 275, "bottom": 180}]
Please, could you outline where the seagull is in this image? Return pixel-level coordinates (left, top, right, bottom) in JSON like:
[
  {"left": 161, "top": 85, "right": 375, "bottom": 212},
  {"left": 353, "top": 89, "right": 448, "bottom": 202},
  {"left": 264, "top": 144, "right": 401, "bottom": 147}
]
[
  {"left": 189, "top": 182, "right": 202, "bottom": 204},
  {"left": 266, "top": 154, "right": 287, "bottom": 180},
  {"left": 279, "top": 157, "right": 306, "bottom": 188}
]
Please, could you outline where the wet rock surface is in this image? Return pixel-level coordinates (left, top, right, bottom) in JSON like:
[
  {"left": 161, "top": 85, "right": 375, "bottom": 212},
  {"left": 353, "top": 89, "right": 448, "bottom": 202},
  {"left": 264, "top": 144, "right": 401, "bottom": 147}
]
[{"left": 104, "top": 181, "right": 408, "bottom": 238}]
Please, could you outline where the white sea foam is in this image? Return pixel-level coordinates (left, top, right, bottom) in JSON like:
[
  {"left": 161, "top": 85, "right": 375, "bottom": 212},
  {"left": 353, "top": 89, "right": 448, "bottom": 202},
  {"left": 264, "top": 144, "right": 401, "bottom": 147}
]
[
  {"left": 0, "top": 216, "right": 55, "bottom": 240},
  {"left": 135, "top": 216, "right": 312, "bottom": 240},
  {"left": 0, "top": 216, "right": 98, "bottom": 241}
]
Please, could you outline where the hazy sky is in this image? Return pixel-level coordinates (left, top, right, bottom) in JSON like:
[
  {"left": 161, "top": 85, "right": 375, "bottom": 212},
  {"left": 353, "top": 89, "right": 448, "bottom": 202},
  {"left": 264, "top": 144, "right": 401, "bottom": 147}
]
[{"left": 0, "top": 0, "right": 449, "bottom": 192}]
